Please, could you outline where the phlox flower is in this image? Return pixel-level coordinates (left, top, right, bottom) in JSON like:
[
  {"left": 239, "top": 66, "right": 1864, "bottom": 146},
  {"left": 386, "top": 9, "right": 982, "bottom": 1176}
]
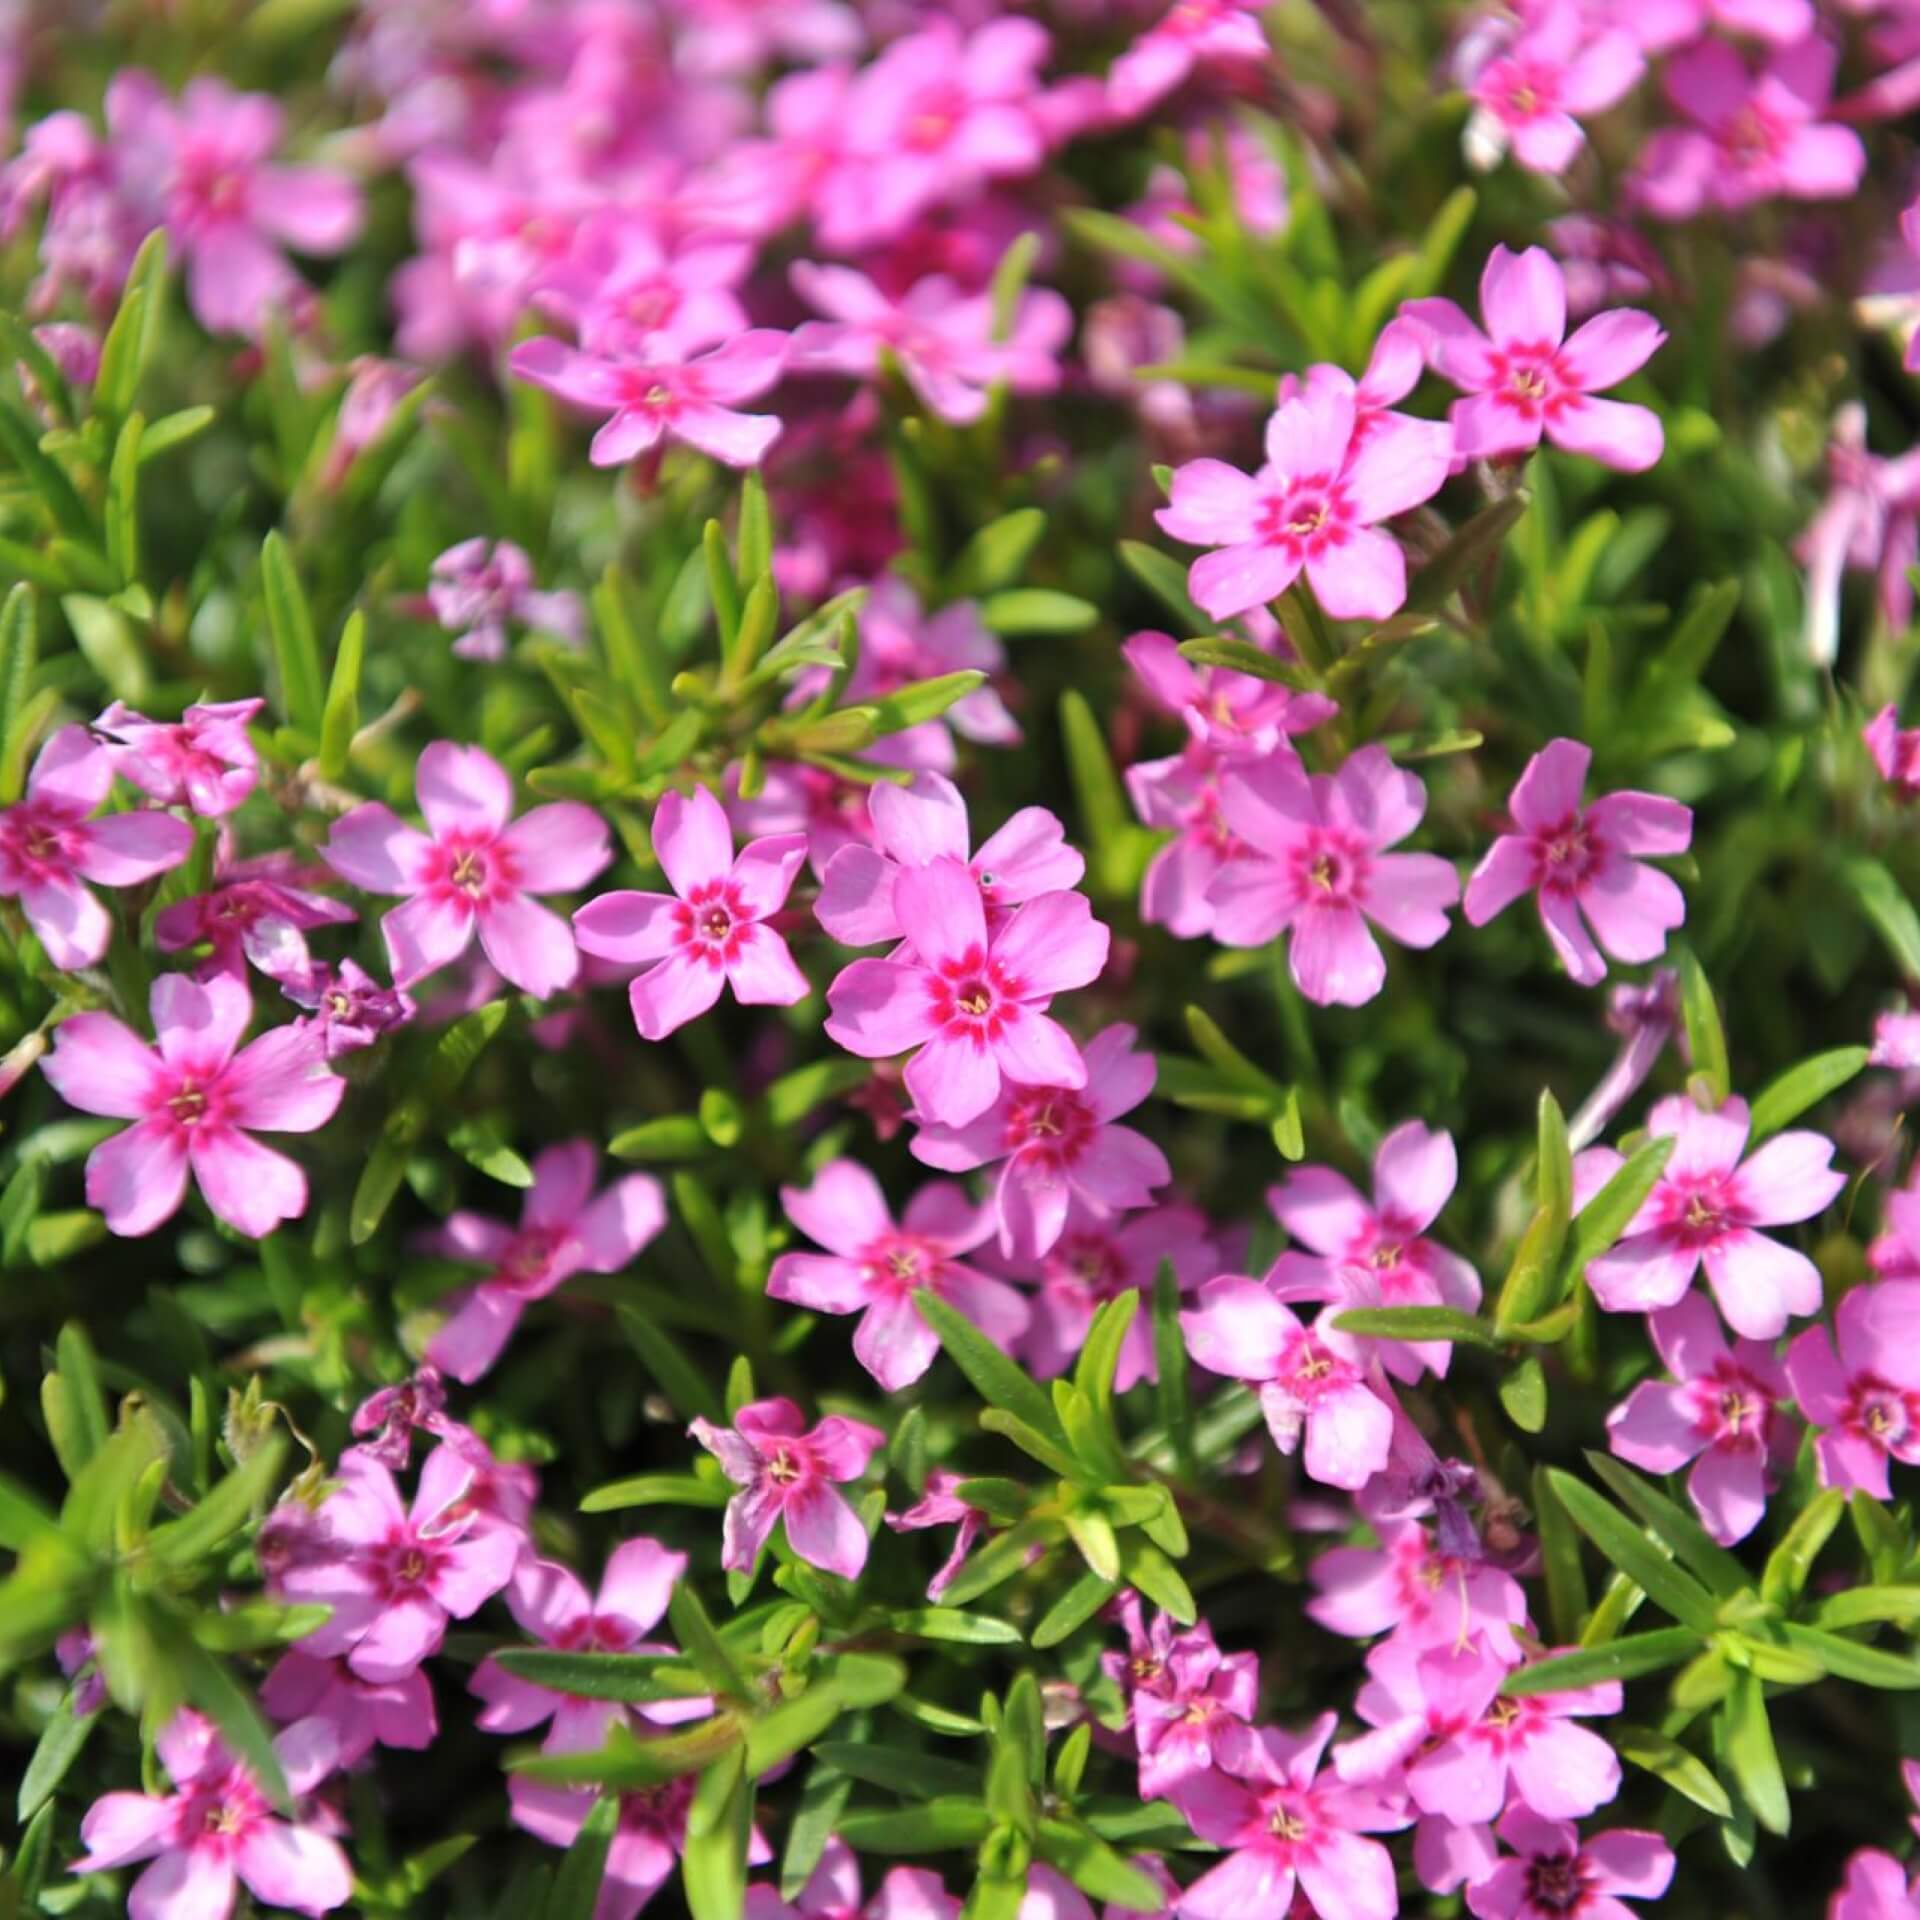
[
  {"left": 1209, "top": 744, "right": 1460, "bottom": 1008},
  {"left": 691, "top": 1397, "right": 887, "bottom": 1579},
  {"left": 427, "top": 538, "right": 583, "bottom": 662},
  {"left": 94, "top": 697, "right": 263, "bottom": 816},
  {"left": 767, "top": 1158, "right": 1029, "bottom": 1390},
  {"left": 423, "top": 1141, "right": 666, "bottom": 1382},
  {"left": 1130, "top": 1624, "right": 1259, "bottom": 1799},
  {"left": 531, "top": 212, "right": 751, "bottom": 361},
  {"left": 729, "top": 759, "right": 874, "bottom": 882},
  {"left": 1798, "top": 406, "right": 1920, "bottom": 667},
  {"left": 1405, "top": 246, "right": 1665, "bottom": 471},
  {"left": 1307, "top": 1514, "right": 1528, "bottom": 1655},
  {"left": 1866, "top": 705, "right": 1920, "bottom": 799},
  {"left": 324, "top": 742, "right": 610, "bottom": 997},
  {"left": 1465, "top": 738, "right": 1692, "bottom": 985},
  {"left": 1122, "top": 631, "right": 1335, "bottom": 757},
  {"left": 1585, "top": 1092, "right": 1844, "bottom": 1338},
  {"left": 1786, "top": 1281, "right": 1920, "bottom": 1496},
  {"left": 910, "top": 1023, "right": 1169, "bottom": 1259},
  {"left": 0, "top": 723, "right": 193, "bottom": 968},
  {"left": 72, "top": 1711, "right": 351, "bottom": 1920},
  {"left": 1605, "top": 1292, "right": 1798, "bottom": 1542},
  {"left": 43, "top": 971, "right": 342, "bottom": 1239},
  {"left": 1619, "top": 0, "right": 1815, "bottom": 49},
  {"left": 1461, "top": 3, "right": 1644, "bottom": 176},
  {"left": 1107, "top": 1, "right": 1269, "bottom": 118},
  {"left": 260, "top": 1652, "right": 436, "bottom": 1770},
  {"left": 282, "top": 958, "right": 415, "bottom": 1058},
  {"left": 1546, "top": 214, "right": 1671, "bottom": 319},
  {"left": 573, "top": 783, "right": 810, "bottom": 1039},
  {"left": 155, "top": 852, "right": 358, "bottom": 986},
  {"left": 1466, "top": 1807, "right": 1675, "bottom": 1920},
  {"left": 887, "top": 1469, "right": 997, "bottom": 1601},
  {"left": 1569, "top": 972, "right": 1678, "bottom": 1151},
  {"left": 1126, "top": 752, "right": 1244, "bottom": 940},
  {"left": 1830, "top": 1847, "right": 1920, "bottom": 1920}
]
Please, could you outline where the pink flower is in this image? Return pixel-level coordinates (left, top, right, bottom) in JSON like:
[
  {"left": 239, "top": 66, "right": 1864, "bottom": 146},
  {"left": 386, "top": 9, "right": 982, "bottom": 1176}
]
[
  {"left": 1126, "top": 753, "right": 1244, "bottom": 940},
  {"left": 690, "top": 1396, "right": 887, "bottom": 1579},
  {"left": 154, "top": 854, "right": 358, "bottom": 985},
  {"left": 1267, "top": 1122, "right": 1481, "bottom": 1382},
  {"left": 1786, "top": 1281, "right": 1920, "bottom": 1496},
  {"left": 909, "top": 1024, "right": 1168, "bottom": 1259},
  {"left": 1867, "top": 705, "right": 1920, "bottom": 799},
  {"left": 1306, "top": 1517, "right": 1528, "bottom": 1656},
  {"left": 94, "top": 698, "right": 263, "bottom": 816},
  {"left": 509, "top": 331, "right": 788, "bottom": 468},
  {"left": 1123, "top": 631, "right": 1336, "bottom": 757},
  {"left": 423, "top": 1141, "right": 667, "bottom": 1382},
  {"left": 1132, "top": 1629, "right": 1259, "bottom": 1799},
  {"left": 1632, "top": 36, "right": 1866, "bottom": 220},
  {"left": 532, "top": 213, "right": 752, "bottom": 361},
  {"left": 1107, "top": 2, "right": 1269, "bottom": 119},
  {"left": 104, "top": 71, "right": 362, "bottom": 337},
  {"left": 1156, "top": 365, "right": 1452, "bottom": 621},
  {"left": 1404, "top": 246, "right": 1664, "bottom": 471},
  {"left": 1467, "top": 1807, "right": 1675, "bottom": 1920},
  {"left": 72, "top": 1711, "right": 351, "bottom": 1920},
  {"left": 1170, "top": 1715, "right": 1406, "bottom": 1920},
  {"left": 42, "top": 972, "right": 342, "bottom": 1239},
  {"left": 1830, "top": 1849, "right": 1920, "bottom": 1920},
  {"left": 1799, "top": 407, "right": 1920, "bottom": 667},
  {"left": 746, "top": 1839, "right": 866, "bottom": 1920},
  {"left": 427, "top": 538, "right": 583, "bottom": 662},
  {"left": 767, "top": 1158, "right": 1029, "bottom": 1389},
  {"left": 1462, "top": 4, "right": 1642, "bottom": 176},
  {"left": 1182, "top": 1277, "right": 1395, "bottom": 1490},
  {"left": 825, "top": 858, "right": 1109, "bottom": 1128},
  {"left": 323, "top": 741, "right": 610, "bottom": 998},
  {"left": 1585, "top": 1093, "right": 1845, "bottom": 1339},
  {"left": 817, "top": 770, "right": 1080, "bottom": 949},
  {"left": 282, "top": 959, "right": 415, "bottom": 1058},
  {"left": 887, "top": 1468, "right": 995, "bottom": 1600},
  {"left": 573, "top": 784, "right": 809, "bottom": 1040},
  {"left": 0, "top": 723, "right": 193, "bottom": 968},
  {"left": 273, "top": 1446, "right": 521, "bottom": 1681},
  {"left": 1464, "top": 738, "right": 1692, "bottom": 986},
  {"left": 260, "top": 1652, "right": 436, "bottom": 1770},
  {"left": 1209, "top": 745, "right": 1460, "bottom": 1007},
  {"left": 1605, "top": 1292, "right": 1798, "bottom": 1542}
]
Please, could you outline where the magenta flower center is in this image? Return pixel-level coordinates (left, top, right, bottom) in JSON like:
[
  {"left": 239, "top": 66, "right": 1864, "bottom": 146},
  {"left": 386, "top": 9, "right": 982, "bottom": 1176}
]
[
  {"left": 1653, "top": 1172, "right": 1742, "bottom": 1246},
  {"left": 1525, "top": 1853, "right": 1592, "bottom": 1915},
  {"left": 178, "top": 1773, "right": 265, "bottom": 1858},
  {"left": 376, "top": 1527, "right": 445, "bottom": 1599},
  {"left": 1534, "top": 815, "right": 1603, "bottom": 892},
  {"left": 1259, "top": 476, "right": 1354, "bottom": 558},
  {"left": 864, "top": 1231, "right": 945, "bottom": 1298},
  {"left": 765, "top": 1442, "right": 811, "bottom": 1487},
  {"left": 423, "top": 832, "right": 515, "bottom": 906},
  {"left": 928, "top": 945, "right": 1023, "bottom": 1040},
  {"left": 1849, "top": 1376, "right": 1920, "bottom": 1452},
  {"left": 904, "top": 85, "right": 965, "bottom": 151},
  {"left": 0, "top": 804, "right": 79, "bottom": 880},
  {"left": 1485, "top": 54, "right": 1561, "bottom": 125},
  {"left": 676, "top": 882, "right": 749, "bottom": 966},
  {"left": 1489, "top": 342, "right": 1574, "bottom": 422},
  {"left": 1289, "top": 826, "right": 1370, "bottom": 909},
  {"left": 1279, "top": 1330, "right": 1350, "bottom": 1405},
  {"left": 1005, "top": 1084, "right": 1096, "bottom": 1166},
  {"left": 1722, "top": 103, "right": 1788, "bottom": 171}
]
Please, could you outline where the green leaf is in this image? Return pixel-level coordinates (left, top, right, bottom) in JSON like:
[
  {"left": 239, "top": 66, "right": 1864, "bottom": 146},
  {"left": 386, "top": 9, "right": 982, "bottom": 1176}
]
[
  {"left": 580, "top": 1473, "right": 730, "bottom": 1513},
  {"left": 1032, "top": 1570, "right": 1119, "bottom": 1650},
  {"left": 1565, "top": 1136, "right": 1676, "bottom": 1284},
  {"left": 744, "top": 1686, "right": 853, "bottom": 1777},
  {"left": 1499, "top": 1355, "right": 1547, "bottom": 1433},
  {"left": 512, "top": 1716, "right": 744, "bottom": 1789},
  {"left": 764, "top": 1058, "right": 872, "bottom": 1128},
  {"left": 890, "top": 1608, "right": 1023, "bottom": 1647},
  {"left": 260, "top": 532, "right": 325, "bottom": 737},
  {"left": 1674, "top": 949, "right": 1730, "bottom": 1106},
  {"left": 812, "top": 1743, "right": 978, "bottom": 1801},
  {"left": 617, "top": 1303, "right": 724, "bottom": 1426},
  {"left": 1059, "top": 689, "right": 1134, "bottom": 894},
  {"left": 52, "top": 1322, "right": 111, "bottom": 1466},
  {"left": 1627, "top": 579, "right": 1740, "bottom": 728},
  {"left": 105, "top": 412, "right": 143, "bottom": 586},
  {"left": 1175, "top": 637, "right": 1315, "bottom": 689},
  {"left": 869, "top": 671, "right": 988, "bottom": 734},
  {"left": 1406, "top": 493, "right": 1529, "bottom": 613},
  {"left": 0, "top": 398, "right": 93, "bottom": 541},
  {"left": 1332, "top": 1306, "right": 1504, "bottom": 1349},
  {"left": 0, "top": 1471, "right": 59, "bottom": 1553},
  {"left": 938, "top": 1516, "right": 1058, "bottom": 1608},
  {"left": 163, "top": 1629, "right": 291, "bottom": 1811},
  {"left": 1776, "top": 1621, "right": 1920, "bottom": 1689},
  {"left": 1117, "top": 539, "right": 1211, "bottom": 636},
  {"left": 947, "top": 511, "right": 1046, "bottom": 598},
  {"left": 139, "top": 405, "right": 216, "bottom": 463},
  {"left": 544, "top": 1793, "right": 618, "bottom": 1920},
  {"left": 1533, "top": 1464, "right": 1590, "bottom": 1645},
  {"left": 737, "top": 470, "right": 774, "bottom": 583},
  {"left": 1036, "top": 1819, "right": 1165, "bottom": 1913},
  {"left": 1585, "top": 1453, "right": 1750, "bottom": 1599},
  {"left": 978, "top": 588, "right": 1098, "bottom": 637},
  {"left": 1117, "top": 1536, "right": 1195, "bottom": 1625},
  {"left": 94, "top": 231, "right": 167, "bottom": 421},
  {"left": 0, "top": 309, "right": 73, "bottom": 425},
  {"left": 1500, "top": 1627, "right": 1701, "bottom": 1695},
  {"left": 146, "top": 1434, "right": 288, "bottom": 1567},
  {"left": 916, "top": 1287, "right": 1065, "bottom": 1444},
  {"left": 782, "top": 1759, "right": 855, "bottom": 1899},
  {"left": 1747, "top": 1047, "right": 1869, "bottom": 1143},
  {"left": 1612, "top": 1723, "right": 1732, "bottom": 1819},
  {"left": 1073, "top": 1291, "right": 1138, "bottom": 1436},
  {"left": 495, "top": 1650, "right": 711, "bottom": 1704},
  {"left": 62, "top": 593, "right": 150, "bottom": 703},
  {"left": 1151, "top": 1261, "right": 1196, "bottom": 1479},
  {"left": 669, "top": 1584, "right": 755, "bottom": 1703},
  {"left": 319, "top": 608, "right": 365, "bottom": 781},
  {"left": 1841, "top": 855, "right": 1920, "bottom": 978},
  {"left": 836, "top": 1800, "right": 995, "bottom": 1854},
  {"left": 1723, "top": 1667, "right": 1788, "bottom": 1835},
  {"left": 1759, "top": 1488, "right": 1845, "bottom": 1609},
  {"left": 607, "top": 1116, "right": 711, "bottom": 1162},
  {"left": 1546, "top": 1469, "right": 1719, "bottom": 1632},
  {"left": 17, "top": 1688, "right": 98, "bottom": 1821},
  {"left": 1814, "top": 1584, "right": 1920, "bottom": 1629}
]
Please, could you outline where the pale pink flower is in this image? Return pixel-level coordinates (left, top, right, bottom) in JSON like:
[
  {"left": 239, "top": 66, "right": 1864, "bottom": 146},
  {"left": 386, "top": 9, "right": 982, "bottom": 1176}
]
[
  {"left": 532, "top": 213, "right": 751, "bottom": 361},
  {"left": 1570, "top": 971, "right": 1679, "bottom": 1151},
  {"left": 1830, "top": 1848, "right": 1920, "bottom": 1920},
  {"left": 43, "top": 972, "right": 341, "bottom": 1239},
  {"left": 94, "top": 698, "right": 263, "bottom": 816},
  {"left": 1786, "top": 1280, "right": 1920, "bottom": 1496},
  {"left": 1126, "top": 752, "right": 1244, "bottom": 940},
  {"left": 423, "top": 1141, "right": 666, "bottom": 1382},
  {"left": 155, "top": 852, "right": 358, "bottom": 986},
  {"left": 1306, "top": 1516, "right": 1529, "bottom": 1656},
  {"left": 1545, "top": 214, "right": 1670, "bottom": 319},
  {"left": 767, "top": 1158, "right": 1029, "bottom": 1389},
  {"left": 690, "top": 1396, "right": 886, "bottom": 1579},
  {"left": 887, "top": 1468, "right": 996, "bottom": 1601},
  {"left": 427, "top": 538, "right": 583, "bottom": 662},
  {"left": 1209, "top": 745, "right": 1460, "bottom": 1008},
  {"left": 1462, "top": 4, "right": 1644, "bottom": 176},
  {"left": 1467, "top": 1807, "right": 1674, "bottom": 1920},
  {"left": 746, "top": 1839, "right": 866, "bottom": 1920},
  {"left": 1798, "top": 406, "right": 1920, "bottom": 667},
  {"left": 273, "top": 1446, "right": 521, "bottom": 1682},
  {"left": 729, "top": 759, "right": 874, "bottom": 882},
  {"left": 1107, "top": 1, "right": 1269, "bottom": 118},
  {"left": 1586, "top": 1092, "right": 1845, "bottom": 1339},
  {"left": 573, "top": 784, "right": 809, "bottom": 1040},
  {"left": 1123, "top": 631, "right": 1335, "bottom": 757},
  {"left": 1405, "top": 246, "right": 1665, "bottom": 471},
  {"left": 509, "top": 330, "right": 788, "bottom": 468},
  {"left": 323, "top": 742, "right": 610, "bottom": 998},
  {"left": 260, "top": 1652, "right": 436, "bottom": 1770},
  {"left": 320, "top": 355, "right": 421, "bottom": 490},
  {"left": 1621, "top": 0, "right": 1815, "bottom": 49},
  {"left": 0, "top": 723, "right": 193, "bottom": 968},
  {"left": 1156, "top": 365, "right": 1452, "bottom": 621},
  {"left": 1182, "top": 1277, "right": 1395, "bottom": 1489},
  {"left": 1605, "top": 1292, "right": 1798, "bottom": 1542},
  {"left": 825, "top": 859, "right": 1108, "bottom": 1128},
  {"left": 1866, "top": 705, "right": 1920, "bottom": 799},
  {"left": 910, "top": 1024, "right": 1168, "bottom": 1259},
  {"left": 72, "top": 1711, "right": 351, "bottom": 1920}
]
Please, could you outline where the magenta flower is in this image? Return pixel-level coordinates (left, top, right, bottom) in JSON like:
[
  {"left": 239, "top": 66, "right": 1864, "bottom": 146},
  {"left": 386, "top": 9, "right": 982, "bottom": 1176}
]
[
  {"left": 1127, "top": 753, "right": 1244, "bottom": 940},
  {"left": 1267, "top": 1121, "right": 1481, "bottom": 1382},
  {"left": 94, "top": 697, "right": 263, "bottom": 816},
  {"left": 509, "top": 330, "right": 788, "bottom": 468},
  {"left": 273, "top": 1445, "right": 521, "bottom": 1681},
  {"left": 1182, "top": 1277, "right": 1395, "bottom": 1489},
  {"left": 1467, "top": 1807, "right": 1675, "bottom": 1920},
  {"left": 283, "top": 959, "right": 415, "bottom": 1059},
  {"left": 816, "top": 771, "right": 1080, "bottom": 950},
  {"left": 1586, "top": 1093, "right": 1845, "bottom": 1338},
  {"left": 1156, "top": 364, "right": 1452, "bottom": 621},
  {"left": 1866, "top": 705, "right": 1920, "bottom": 800},
  {"left": 1606, "top": 1293, "right": 1797, "bottom": 1543},
  {"left": 1786, "top": 1281, "right": 1920, "bottom": 1496},
  {"left": 1831, "top": 1848, "right": 1920, "bottom": 1920},
  {"left": 1209, "top": 745, "right": 1460, "bottom": 1007},
  {"left": 1799, "top": 408, "right": 1920, "bottom": 668},
  {"left": 1107, "top": 1, "right": 1269, "bottom": 118},
  {"left": 1123, "top": 630, "right": 1335, "bottom": 758},
  {"left": 323, "top": 741, "right": 610, "bottom": 998},
  {"left": 1462, "top": 5, "right": 1644, "bottom": 176},
  {"left": 1170, "top": 1715, "right": 1406, "bottom": 1920},
  {"left": 0, "top": 723, "right": 193, "bottom": 968},
  {"left": 825, "top": 858, "right": 1108, "bottom": 1128},
  {"left": 1405, "top": 246, "right": 1664, "bottom": 471},
  {"left": 887, "top": 1469, "right": 995, "bottom": 1601},
  {"left": 428, "top": 538, "right": 584, "bottom": 663},
  {"left": 746, "top": 1839, "right": 867, "bottom": 1920},
  {"left": 423, "top": 1141, "right": 667, "bottom": 1382},
  {"left": 1464, "top": 738, "right": 1692, "bottom": 985},
  {"left": 767, "top": 1158, "right": 1029, "bottom": 1390},
  {"left": 42, "top": 972, "right": 342, "bottom": 1239},
  {"left": 1307, "top": 1517, "right": 1528, "bottom": 1655},
  {"left": 104, "top": 71, "right": 363, "bottom": 337},
  {"left": 573, "top": 784, "right": 809, "bottom": 1040},
  {"left": 1131, "top": 1630, "right": 1259, "bottom": 1799},
  {"left": 72, "top": 1711, "right": 350, "bottom": 1920},
  {"left": 155, "top": 853, "right": 358, "bottom": 985},
  {"left": 260, "top": 1652, "right": 436, "bottom": 1770},
  {"left": 532, "top": 212, "right": 752, "bottom": 361}
]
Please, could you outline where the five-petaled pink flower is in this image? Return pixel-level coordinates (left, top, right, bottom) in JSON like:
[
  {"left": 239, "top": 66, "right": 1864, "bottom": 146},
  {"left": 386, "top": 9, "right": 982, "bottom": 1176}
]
[
  {"left": 825, "top": 856, "right": 1109, "bottom": 1128},
  {"left": 323, "top": 741, "right": 611, "bottom": 998},
  {"left": 1466, "top": 1807, "right": 1675, "bottom": 1920},
  {"left": 427, "top": 538, "right": 584, "bottom": 663},
  {"left": 95, "top": 697, "right": 263, "bottom": 816},
  {"left": 1156, "top": 364, "right": 1452, "bottom": 622},
  {"left": 1606, "top": 1292, "right": 1798, "bottom": 1543},
  {"left": 424, "top": 1141, "right": 666, "bottom": 1382},
  {"left": 690, "top": 1396, "right": 887, "bottom": 1580},
  {"left": 1786, "top": 1280, "right": 1920, "bottom": 1497},
  {"left": 573, "top": 783, "right": 810, "bottom": 1040},
  {"left": 1462, "top": 4, "right": 1644, "bottom": 177},
  {"left": 1586, "top": 1092, "right": 1845, "bottom": 1339},
  {"left": 72, "top": 1710, "right": 351, "bottom": 1920},
  {"left": 1209, "top": 744, "right": 1460, "bottom": 1007},
  {"left": 0, "top": 723, "right": 193, "bottom": 969},
  {"left": 1464, "top": 738, "right": 1692, "bottom": 986},
  {"left": 43, "top": 971, "right": 342, "bottom": 1239},
  {"left": 1405, "top": 246, "right": 1665, "bottom": 471},
  {"left": 1108, "top": 1, "right": 1269, "bottom": 118},
  {"left": 767, "top": 1158, "right": 1029, "bottom": 1389}
]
